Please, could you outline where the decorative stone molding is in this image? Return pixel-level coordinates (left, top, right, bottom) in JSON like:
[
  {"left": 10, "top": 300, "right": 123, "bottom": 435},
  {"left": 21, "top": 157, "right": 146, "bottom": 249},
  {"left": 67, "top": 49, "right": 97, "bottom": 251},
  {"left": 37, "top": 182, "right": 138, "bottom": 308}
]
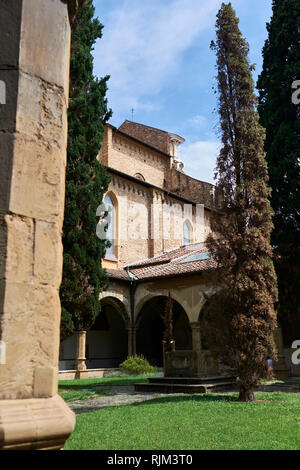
[{"left": 0, "top": 395, "right": 75, "bottom": 450}]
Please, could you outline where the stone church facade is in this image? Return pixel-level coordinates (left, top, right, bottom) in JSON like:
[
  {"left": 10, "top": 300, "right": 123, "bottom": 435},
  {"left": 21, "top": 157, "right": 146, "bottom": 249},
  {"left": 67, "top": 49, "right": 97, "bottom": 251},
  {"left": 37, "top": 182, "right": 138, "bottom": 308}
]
[
  {"left": 59, "top": 121, "right": 293, "bottom": 379},
  {"left": 59, "top": 121, "right": 224, "bottom": 377}
]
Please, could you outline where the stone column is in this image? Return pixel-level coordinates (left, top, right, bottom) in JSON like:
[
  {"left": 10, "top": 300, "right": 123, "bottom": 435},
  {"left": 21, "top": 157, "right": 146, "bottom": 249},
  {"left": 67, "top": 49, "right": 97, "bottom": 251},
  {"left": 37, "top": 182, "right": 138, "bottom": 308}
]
[
  {"left": 162, "top": 339, "right": 175, "bottom": 376},
  {"left": 0, "top": 0, "right": 87, "bottom": 450},
  {"left": 190, "top": 322, "right": 202, "bottom": 375},
  {"left": 273, "top": 326, "right": 289, "bottom": 380},
  {"left": 75, "top": 331, "right": 87, "bottom": 377},
  {"left": 127, "top": 327, "right": 136, "bottom": 357}
]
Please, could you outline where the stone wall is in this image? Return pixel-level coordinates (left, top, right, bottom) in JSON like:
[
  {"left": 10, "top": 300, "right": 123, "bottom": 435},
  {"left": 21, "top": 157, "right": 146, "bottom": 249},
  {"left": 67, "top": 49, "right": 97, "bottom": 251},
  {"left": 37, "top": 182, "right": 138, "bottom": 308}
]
[
  {"left": 102, "top": 172, "right": 209, "bottom": 268},
  {"left": 134, "top": 273, "right": 218, "bottom": 323},
  {"left": 165, "top": 167, "right": 222, "bottom": 209},
  {"left": 119, "top": 120, "right": 170, "bottom": 154},
  {"left": 99, "top": 125, "right": 171, "bottom": 188}
]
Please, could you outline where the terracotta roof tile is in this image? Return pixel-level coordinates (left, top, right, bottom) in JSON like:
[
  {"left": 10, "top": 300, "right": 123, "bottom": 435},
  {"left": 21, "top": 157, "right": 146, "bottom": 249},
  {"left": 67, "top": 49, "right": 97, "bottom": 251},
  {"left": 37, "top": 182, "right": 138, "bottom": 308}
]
[
  {"left": 106, "top": 243, "right": 217, "bottom": 282},
  {"left": 105, "top": 268, "right": 131, "bottom": 280}
]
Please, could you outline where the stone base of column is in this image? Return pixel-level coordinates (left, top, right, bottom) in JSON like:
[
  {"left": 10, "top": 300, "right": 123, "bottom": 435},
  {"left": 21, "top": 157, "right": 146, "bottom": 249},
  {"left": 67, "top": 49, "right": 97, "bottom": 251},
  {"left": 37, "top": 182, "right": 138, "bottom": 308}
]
[
  {"left": 0, "top": 395, "right": 75, "bottom": 450},
  {"left": 75, "top": 369, "right": 90, "bottom": 380},
  {"left": 76, "top": 358, "right": 87, "bottom": 371}
]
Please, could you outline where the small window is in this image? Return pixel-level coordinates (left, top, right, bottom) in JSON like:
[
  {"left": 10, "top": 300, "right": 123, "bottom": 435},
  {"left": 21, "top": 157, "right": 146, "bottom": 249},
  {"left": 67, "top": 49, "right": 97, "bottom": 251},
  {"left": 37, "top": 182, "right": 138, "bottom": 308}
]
[
  {"left": 134, "top": 173, "right": 145, "bottom": 181},
  {"left": 183, "top": 221, "right": 192, "bottom": 246}
]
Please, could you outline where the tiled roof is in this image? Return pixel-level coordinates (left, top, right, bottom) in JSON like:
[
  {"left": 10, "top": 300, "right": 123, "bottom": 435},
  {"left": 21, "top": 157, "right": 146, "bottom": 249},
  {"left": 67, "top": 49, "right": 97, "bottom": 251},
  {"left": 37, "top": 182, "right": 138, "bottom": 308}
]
[
  {"left": 118, "top": 121, "right": 185, "bottom": 155},
  {"left": 105, "top": 268, "right": 131, "bottom": 281},
  {"left": 106, "top": 243, "right": 217, "bottom": 282},
  {"left": 119, "top": 121, "right": 170, "bottom": 154}
]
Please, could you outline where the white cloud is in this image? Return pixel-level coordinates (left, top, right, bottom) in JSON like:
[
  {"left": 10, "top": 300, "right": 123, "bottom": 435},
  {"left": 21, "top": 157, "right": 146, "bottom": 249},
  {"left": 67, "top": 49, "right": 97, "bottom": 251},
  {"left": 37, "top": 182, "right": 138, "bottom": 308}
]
[
  {"left": 94, "top": 0, "right": 221, "bottom": 122},
  {"left": 188, "top": 114, "right": 207, "bottom": 126},
  {"left": 180, "top": 140, "right": 221, "bottom": 184}
]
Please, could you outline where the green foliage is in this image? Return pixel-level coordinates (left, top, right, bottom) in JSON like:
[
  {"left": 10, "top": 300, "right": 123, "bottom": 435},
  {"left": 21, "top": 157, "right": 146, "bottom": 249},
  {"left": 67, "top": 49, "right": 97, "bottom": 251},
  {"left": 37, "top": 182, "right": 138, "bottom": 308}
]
[
  {"left": 257, "top": 0, "right": 300, "bottom": 343},
  {"left": 60, "top": 1, "right": 112, "bottom": 340},
  {"left": 119, "top": 355, "right": 157, "bottom": 376},
  {"left": 205, "top": 3, "right": 278, "bottom": 401}
]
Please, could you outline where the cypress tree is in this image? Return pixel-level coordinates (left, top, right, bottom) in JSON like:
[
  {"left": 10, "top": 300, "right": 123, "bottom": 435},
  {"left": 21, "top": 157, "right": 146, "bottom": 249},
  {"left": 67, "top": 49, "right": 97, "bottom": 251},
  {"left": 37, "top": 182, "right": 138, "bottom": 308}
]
[
  {"left": 60, "top": 0, "right": 112, "bottom": 341},
  {"left": 257, "top": 0, "right": 300, "bottom": 344},
  {"left": 204, "top": 3, "right": 278, "bottom": 401}
]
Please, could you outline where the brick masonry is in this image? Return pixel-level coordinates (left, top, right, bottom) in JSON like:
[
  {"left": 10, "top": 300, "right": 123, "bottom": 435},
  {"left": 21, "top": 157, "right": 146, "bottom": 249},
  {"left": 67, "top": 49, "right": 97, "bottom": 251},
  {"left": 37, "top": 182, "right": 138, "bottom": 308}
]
[{"left": 98, "top": 124, "right": 218, "bottom": 268}]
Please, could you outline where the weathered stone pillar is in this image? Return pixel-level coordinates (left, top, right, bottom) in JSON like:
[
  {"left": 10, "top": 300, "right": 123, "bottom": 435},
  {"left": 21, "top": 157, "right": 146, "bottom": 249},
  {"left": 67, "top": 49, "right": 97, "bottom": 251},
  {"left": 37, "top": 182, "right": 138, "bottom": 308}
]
[
  {"left": 190, "top": 322, "right": 202, "bottom": 375},
  {"left": 75, "top": 331, "right": 87, "bottom": 376},
  {"left": 273, "top": 326, "right": 289, "bottom": 380},
  {"left": 0, "top": 0, "right": 87, "bottom": 450},
  {"left": 127, "top": 327, "right": 136, "bottom": 357}
]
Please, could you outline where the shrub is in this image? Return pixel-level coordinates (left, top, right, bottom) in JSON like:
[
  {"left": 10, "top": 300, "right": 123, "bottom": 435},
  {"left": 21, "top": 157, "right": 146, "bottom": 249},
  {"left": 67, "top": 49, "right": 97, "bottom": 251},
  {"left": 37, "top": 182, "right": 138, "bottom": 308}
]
[{"left": 119, "top": 355, "right": 157, "bottom": 375}]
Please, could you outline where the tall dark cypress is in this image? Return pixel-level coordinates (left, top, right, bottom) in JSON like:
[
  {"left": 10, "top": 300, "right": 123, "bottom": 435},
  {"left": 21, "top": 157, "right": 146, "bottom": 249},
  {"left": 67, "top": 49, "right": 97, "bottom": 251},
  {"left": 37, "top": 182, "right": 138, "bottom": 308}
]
[
  {"left": 204, "top": 3, "right": 278, "bottom": 401},
  {"left": 257, "top": 0, "right": 300, "bottom": 344},
  {"left": 60, "top": 1, "right": 112, "bottom": 340}
]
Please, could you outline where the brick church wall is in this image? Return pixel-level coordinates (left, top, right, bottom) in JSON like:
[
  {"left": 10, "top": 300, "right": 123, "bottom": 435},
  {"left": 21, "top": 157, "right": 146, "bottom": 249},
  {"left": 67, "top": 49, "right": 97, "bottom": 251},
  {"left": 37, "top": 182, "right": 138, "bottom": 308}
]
[{"left": 99, "top": 125, "right": 171, "bottom": 188}]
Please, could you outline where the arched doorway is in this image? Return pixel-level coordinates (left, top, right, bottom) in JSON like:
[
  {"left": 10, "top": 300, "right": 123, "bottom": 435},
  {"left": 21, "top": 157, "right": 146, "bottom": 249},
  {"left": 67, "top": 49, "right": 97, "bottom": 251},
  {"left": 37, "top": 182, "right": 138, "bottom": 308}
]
[
  {"left": 59, "top": 297, "right": 129, "bottom": 370},
  {"left": 136, "top": 296, "right": 192, "bottom": 367},
  {"left": 86, "top": 297, "right": 129, "bottom": 368}
]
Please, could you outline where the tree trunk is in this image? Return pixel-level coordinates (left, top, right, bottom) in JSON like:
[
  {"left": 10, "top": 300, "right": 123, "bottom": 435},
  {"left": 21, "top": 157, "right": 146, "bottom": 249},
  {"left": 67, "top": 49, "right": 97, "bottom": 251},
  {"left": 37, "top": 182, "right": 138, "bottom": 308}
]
[{"left": 238, "top": 385, "right": 255, "bottom": 402}]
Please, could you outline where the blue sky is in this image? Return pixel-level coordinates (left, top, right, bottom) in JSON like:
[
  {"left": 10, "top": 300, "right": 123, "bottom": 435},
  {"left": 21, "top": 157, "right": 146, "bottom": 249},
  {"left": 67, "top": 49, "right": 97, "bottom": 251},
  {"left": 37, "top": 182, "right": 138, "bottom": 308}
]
[{"left": 93, "top": 0, "right": 272, "bottom": 183}]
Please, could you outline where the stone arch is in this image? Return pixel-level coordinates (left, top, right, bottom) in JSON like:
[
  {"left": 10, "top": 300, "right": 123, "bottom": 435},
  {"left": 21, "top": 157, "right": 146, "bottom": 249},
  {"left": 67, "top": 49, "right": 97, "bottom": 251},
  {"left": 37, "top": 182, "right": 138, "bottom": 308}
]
[
  {"left": 135, "top": 290, "right": 189, "bottom": 322},
  {"left": 197, "top": 285, "right": 223, "bottom": 323},
  {"left": 197, "top": 288, "right": 223, "bottom": 351},
  {"left": 135, "top": 295, "right": 192, "bottom": 366},
  {"left": 100, "top": 292, "right": 130, "bottom": 328},
  {"left": 60, "top": 294, "right": 130, "bottom": 370},
  {"left": 86, "top": 295, "right": 129, "bottom": 368}
]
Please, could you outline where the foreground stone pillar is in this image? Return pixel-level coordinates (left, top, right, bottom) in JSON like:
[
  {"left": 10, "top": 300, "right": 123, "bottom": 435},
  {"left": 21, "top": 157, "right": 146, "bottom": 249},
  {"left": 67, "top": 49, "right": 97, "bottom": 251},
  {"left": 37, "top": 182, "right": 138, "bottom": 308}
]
[
  {"left": 273, "top": 326, "right": 289, "bottom": 380},
  {"left": 190, "top": 322, "right": 202, "bottom": 375},
  {"left": 0, "top": 0, "right": 86, "bottom": 450},
  {"left": 75, "top": 331, "right": 87, "bottom": 378}
]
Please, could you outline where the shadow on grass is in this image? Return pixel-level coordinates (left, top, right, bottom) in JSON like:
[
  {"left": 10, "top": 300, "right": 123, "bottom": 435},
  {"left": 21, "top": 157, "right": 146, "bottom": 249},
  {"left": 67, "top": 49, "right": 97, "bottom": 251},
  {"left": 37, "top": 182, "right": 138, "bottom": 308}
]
[
  {"left": 68, "top": 393, "right": 243, "bottom": 416},
  {"left": 58, "top": 377, "right": 148, "bottom": 392},
  {"left": 129, "top": 394, "right": 239, "bottom": 408}
]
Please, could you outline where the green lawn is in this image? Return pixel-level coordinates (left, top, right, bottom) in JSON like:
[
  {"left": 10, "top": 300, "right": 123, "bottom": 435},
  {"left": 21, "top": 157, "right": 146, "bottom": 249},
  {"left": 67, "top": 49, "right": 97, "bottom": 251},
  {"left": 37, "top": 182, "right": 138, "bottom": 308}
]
[{"left": 64, "top": 392, "right": 300, "bottom": 450}]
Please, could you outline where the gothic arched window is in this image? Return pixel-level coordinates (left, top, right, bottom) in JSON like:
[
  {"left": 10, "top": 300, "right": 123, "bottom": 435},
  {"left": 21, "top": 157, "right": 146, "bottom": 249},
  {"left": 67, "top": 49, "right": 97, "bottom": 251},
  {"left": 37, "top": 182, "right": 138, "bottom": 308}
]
[
  {"left": 134, "top": 173, "right": 145, "bottom": 181},
  {"left": 104, "top": 194, "right": 115, "bottom": 255},
  {"left": 183, "top": 221, "right": 192, "bottom": 246}
]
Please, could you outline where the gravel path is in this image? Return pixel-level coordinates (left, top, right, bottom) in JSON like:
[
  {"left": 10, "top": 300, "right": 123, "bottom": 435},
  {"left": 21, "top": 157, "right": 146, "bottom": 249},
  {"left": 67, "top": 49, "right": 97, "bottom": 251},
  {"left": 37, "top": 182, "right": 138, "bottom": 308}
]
[
  {"left": 68, "top": 382, "right": 300, "bottom": 415},
  {"left": 68, "top": 385, "right": 185, "bottom": 415}
]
